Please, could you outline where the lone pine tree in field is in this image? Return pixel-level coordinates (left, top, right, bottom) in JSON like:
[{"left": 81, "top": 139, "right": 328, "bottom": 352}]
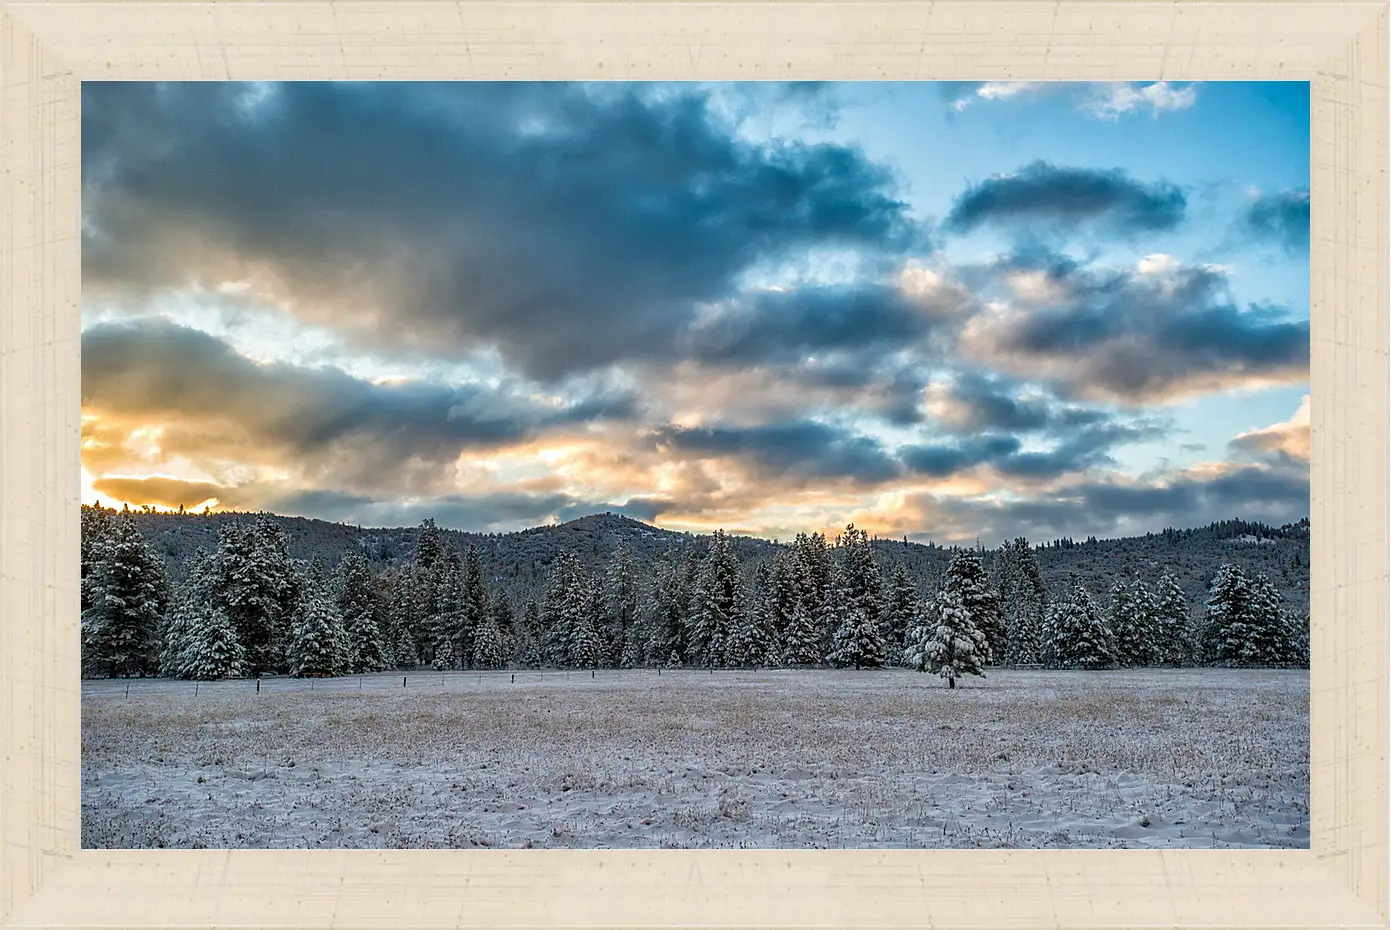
[
  {"left": 1154, "top": 570, "right": 1196, "bottom": 666},
  {"left": 904, "top": 588, "right": 987, "bottom": 688},
  {"left": 82, "top": 513, "right": 168, "bottom": 678},
  {"left": 1043, "top": 576, "right": 1116, "bottom": 670}
]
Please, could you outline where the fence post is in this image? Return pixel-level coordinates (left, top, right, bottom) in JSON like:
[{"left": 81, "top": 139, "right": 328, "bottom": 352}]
[
  {"left": 360, "top": 677, "right": 363, "bottom": 690},
  {"left": 194, "top": 682, "right": 199, "bottom": 697},
  {"left": 125, "top": 683, "right": 129, "bottom": 698},
  {"left": 256, "top": 679, "right": 261, "bottom": 694},
  {"left": 511, "top": 674, "right": 515, "bottom": 683},
  {"left": 311, "top": 679, "right": 315, "bottom": 691},
  {"left": 403, "top": 676, "right": 407, "bottom": 688}
]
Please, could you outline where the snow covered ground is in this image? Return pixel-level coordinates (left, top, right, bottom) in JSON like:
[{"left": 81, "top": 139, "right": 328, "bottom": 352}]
[{"left": 82, "top": 667, "right": 1308, "bottom": 850}]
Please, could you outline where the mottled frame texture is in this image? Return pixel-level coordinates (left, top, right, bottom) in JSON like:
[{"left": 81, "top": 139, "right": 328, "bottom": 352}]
[{"left": 0, "top": 2, "right": 1385, "bottom": 928}]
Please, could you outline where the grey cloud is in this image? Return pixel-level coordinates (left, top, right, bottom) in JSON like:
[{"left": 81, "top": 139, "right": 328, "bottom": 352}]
[
  {"left": 651, "top": 421, "right": 901, "bottom": 485},
  {"left": 944, "top": 161, "right": 1186, "bottom": 237},
  {"left": 83, "top": 81, "right": 924, "bottom": 382},
  {"left": 917, "top": 463, "right": 1308, "bottom": 544},
  {"left": 961, "top": 251, "right": 1308, "bottom": 403},
  {"left": 1241, "top": 187, "right": 1310, "bottom": 255},
  {"left": 81, "top": 317, "right": 636, "bottom": 473}
]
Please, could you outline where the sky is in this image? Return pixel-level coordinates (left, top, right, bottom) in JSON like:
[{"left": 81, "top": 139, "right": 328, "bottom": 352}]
[{"left": 79, "top": 80, "right": 1311, "bottom": 544}]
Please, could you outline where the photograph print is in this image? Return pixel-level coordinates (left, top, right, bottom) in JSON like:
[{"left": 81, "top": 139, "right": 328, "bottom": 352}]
[{"left": 80, "top": 80, "right": 1311, "bottom": 850}]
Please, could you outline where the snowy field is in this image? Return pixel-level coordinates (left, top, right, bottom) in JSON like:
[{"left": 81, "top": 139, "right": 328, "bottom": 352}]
[{"left": 82, "top": 667, "right": 1308, "bottom": 850}]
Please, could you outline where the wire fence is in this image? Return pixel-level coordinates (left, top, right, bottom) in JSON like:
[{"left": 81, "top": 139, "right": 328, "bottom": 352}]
[{"left": 79, "top": 665, "right": 810, "bottom": 700}]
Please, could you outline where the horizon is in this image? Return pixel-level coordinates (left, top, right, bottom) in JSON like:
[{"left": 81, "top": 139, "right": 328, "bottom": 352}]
[
  {"left": 90, "top": 500, "right": 1308, "bottom": 550},
  {"left": 80, "top": 81, "right": 1310, "bottom": 545}
]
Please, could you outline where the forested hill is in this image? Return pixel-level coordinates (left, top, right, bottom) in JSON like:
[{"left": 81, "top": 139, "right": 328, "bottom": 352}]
[{"left": 111, "top": 507, "right": 1309, "bottom": 613}]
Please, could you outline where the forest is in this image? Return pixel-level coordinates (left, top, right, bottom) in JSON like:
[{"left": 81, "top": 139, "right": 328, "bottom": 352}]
[{"left": 80, "top": 505, "right": 1311, "bottom": 684}]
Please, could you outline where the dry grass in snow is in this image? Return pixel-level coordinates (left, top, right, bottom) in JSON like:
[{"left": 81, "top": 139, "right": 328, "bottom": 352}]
[{"left": 82, "top": 667, "right": 1308, "bottom": 850}]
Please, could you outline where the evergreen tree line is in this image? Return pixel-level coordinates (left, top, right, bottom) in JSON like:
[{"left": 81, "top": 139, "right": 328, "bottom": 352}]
[{"left": 81, "top": 508, "right": 1311, "bottom": 681}]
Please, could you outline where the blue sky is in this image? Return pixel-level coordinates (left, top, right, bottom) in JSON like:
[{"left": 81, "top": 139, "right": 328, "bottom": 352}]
[{"left": 79, "top": 81, "right": 1310, "bottom": 543}]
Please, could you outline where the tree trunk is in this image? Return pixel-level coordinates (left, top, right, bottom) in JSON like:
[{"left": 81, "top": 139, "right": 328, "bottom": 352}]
[{"left": 948, "top": 677, "right": 955, "bottom": 689}]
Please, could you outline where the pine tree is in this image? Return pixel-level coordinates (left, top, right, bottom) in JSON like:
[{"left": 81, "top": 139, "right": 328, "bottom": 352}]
[
  {"left": 766, "top": 551, "right": 800, "bottom": 643},
  {"left": 81, "top": 513, "right": 168, "bottom": 678},
  {"left": 413, "top": 518, "right": 445, "bottom": 573},
  {"left": 782, "top": 595, "right": 823, "bottom": 667},
  {"left": 544, "top": 552, "right": 595, "bottom": 667},
  {"left": 906, "top": 587, "right": 987, "bottom": 688},
  {"left": 158, "top": 546, "right": 214, "bottom": 678},
  {"left": 386, "top": 569, "right": 419, "bottom": 668},
  {"left": 459, "top": 545, "right": 489, "bottom": 668},
  {"left": 1110, "top": 579, "right": 1158, "bottom": 667},
  {"left": 1205, "top": 563, "right": 1255, "bottom": 666},
  {"left": 826, "top": 599, "right": 886, "bottom": 669},
  {"left": 791, "top": 532, "right": 834, "bottom": 655},
  {"left": 725, "top": 573, "right": 777, "bottom": 667},
  {"left": 213, "top": 516, "right": 295, "bottom": 676},
  {"left": 1042, "top": 576, "right": 1116, "bottom": 670},
  {"left": 834, "top": 524, "right": 884, "bottom": 630},
  {"left": 1154, "top": 571, "right": 1196, "bottom": 666},
  {"left": 181, "top": 605, "right": 248, "bottom": 680},
  {"left": 690, "top": 530, "right": 741, "bottom": 667},
  {"left": 472, "top": 613, "right": 505, "bottom": 669},
  {"left": 881, "top": 562, "right": 918, "bottom": 667},
  {"left": 996, "top": 538, "right": 1049, "bottom": 665},
  {"left": 567, "top": 580, "right": 604, "bottom": 670},
  {"left": 288, "top": 574, "right": 349, "bottom": 678},
  {"left": 335, "top": 551, "right": 387, "bottom": 673},
  {"left": 80, "top": 504, "right": 116, "bottom": 615},
  {"left": 942, "top": 551, "right": 1001, "bottom": 665},
  {"left": 1285, "top": 610, "right": 1310, "bottom": 668},
  {"left": 1245, "top": 573, "right": 1291, "bottom": 666},
  {"left": 605, "top": 544, "right": 640, "bottom": 668},
  {"left": 514, "top": 598, "right": 544, "bottom": 668}
]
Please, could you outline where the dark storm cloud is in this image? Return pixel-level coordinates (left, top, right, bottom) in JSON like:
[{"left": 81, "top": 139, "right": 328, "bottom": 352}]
[
  {"left": 651, "top": 421, "right": 901, "bottom": 485},
  {"left": 1240, "top": 187, "right": 1310, "bottom": 255},
  {"left": 944, "top": 161, "right": 1186, "bottom": 236},
  {"left": 83, "top": 81, "right": 924, "bottom": 381},
  {"left": 81, "top": 318, "right": 636, "bottom": 468},
  {"left": 962, "top": 251, "right": 1309, "bottom": 403}
]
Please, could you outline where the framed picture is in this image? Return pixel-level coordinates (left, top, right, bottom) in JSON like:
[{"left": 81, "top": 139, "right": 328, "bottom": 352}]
[{"left": 1, "top": 2, "right": 1385, "bottom": 927}]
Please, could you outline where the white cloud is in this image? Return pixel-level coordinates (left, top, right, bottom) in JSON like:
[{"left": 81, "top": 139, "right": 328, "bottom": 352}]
[{"left": 1083, "top": 82, "right": 1198, "bottom": 120}]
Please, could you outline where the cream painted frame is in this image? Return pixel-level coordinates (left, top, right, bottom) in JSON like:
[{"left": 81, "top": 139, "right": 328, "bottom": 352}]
[{"left": 0, "top": 2, "right": 1385, "bottom": 927}]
